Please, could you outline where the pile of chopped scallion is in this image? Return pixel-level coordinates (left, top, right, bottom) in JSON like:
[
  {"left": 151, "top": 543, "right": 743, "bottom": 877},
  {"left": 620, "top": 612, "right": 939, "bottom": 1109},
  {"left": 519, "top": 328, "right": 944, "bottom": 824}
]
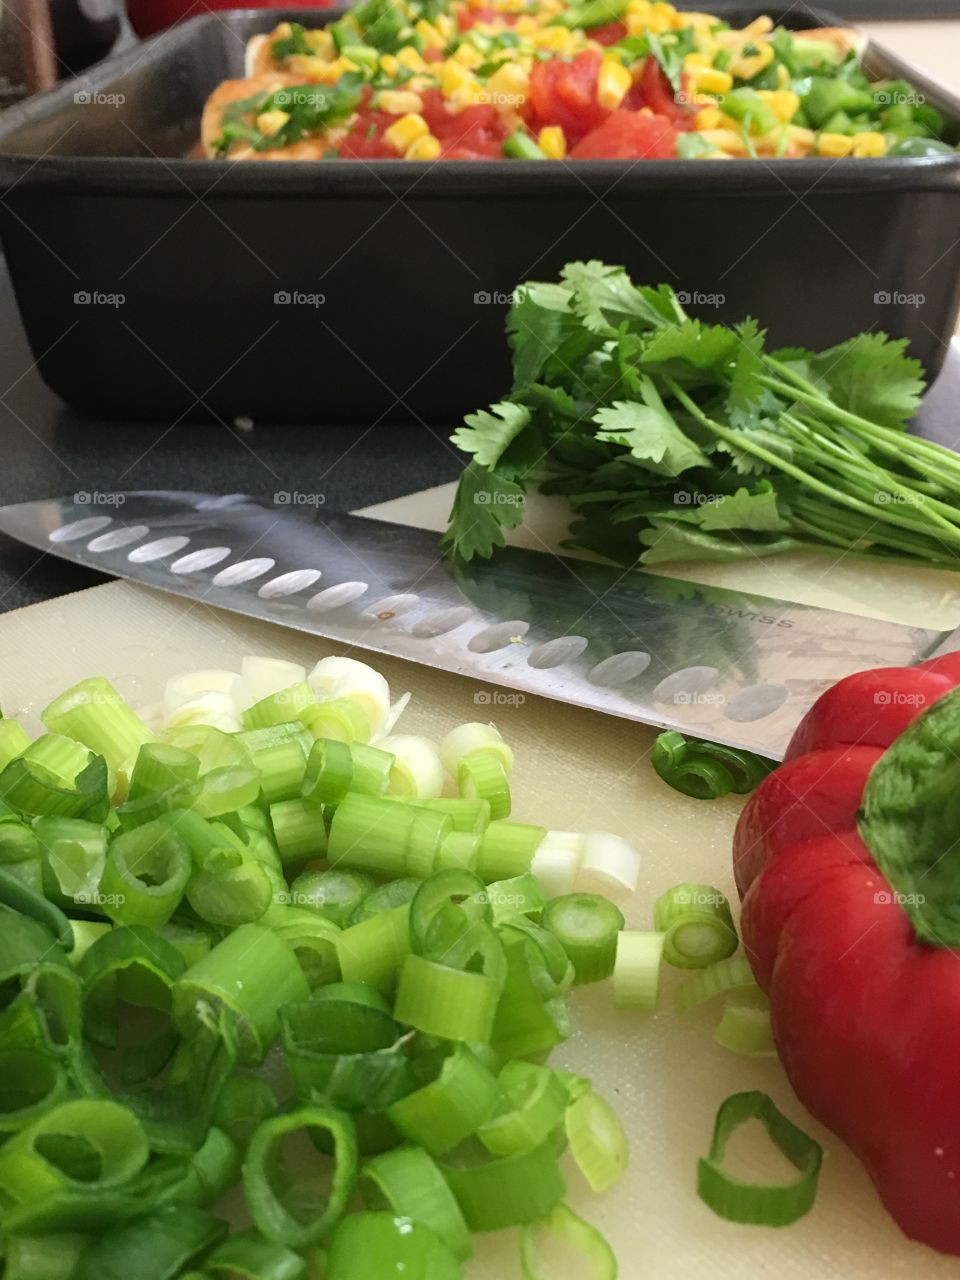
[{"left": 0, "top": 653, "right": 820, "bottom": 1279}]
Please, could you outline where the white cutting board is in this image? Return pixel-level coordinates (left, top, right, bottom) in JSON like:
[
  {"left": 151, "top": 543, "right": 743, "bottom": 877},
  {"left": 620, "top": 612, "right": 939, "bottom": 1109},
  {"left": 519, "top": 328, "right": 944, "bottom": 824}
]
[{"left": 3, "top": 489, "right": 960, "bottom": 1278}]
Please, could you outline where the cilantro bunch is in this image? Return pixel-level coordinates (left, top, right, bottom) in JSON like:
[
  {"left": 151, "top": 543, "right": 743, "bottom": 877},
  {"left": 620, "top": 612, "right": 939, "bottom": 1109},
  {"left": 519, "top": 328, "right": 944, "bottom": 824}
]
[{"left": 441, "top": 262, "right": 960, "bottom": 570}]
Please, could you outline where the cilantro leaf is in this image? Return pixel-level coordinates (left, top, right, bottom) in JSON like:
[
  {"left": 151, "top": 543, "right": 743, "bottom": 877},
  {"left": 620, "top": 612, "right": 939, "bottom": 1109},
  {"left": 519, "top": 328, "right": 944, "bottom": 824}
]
[
  {"left": 451, "top": 401, "right": 531, "bottom": 470},
  {"left": 508, "top": 282, "right": 575, "bottom": 389},
  {"left": 639, "top": 319, "right": 737, "bottom": 371},
  {"left": 593, "top": 380, "right": 710, "bottom": 476},
  {"left": 725, "top": 318, "right": 767, "bottom": 415},
  {"left": 696, "top": 481, "right": 788, "bottom": 532},
  {"left": 440, "top": 463, "right": 525, "bottom": 562},
  {"left": 639, "top": 518, "right": 799, "bottom": 565},
  {"left": 801, "top": 333, "right": 925, "bottom": 429},
  {"left": 561, "top": 262, "right": 675, "bottom": 335}
]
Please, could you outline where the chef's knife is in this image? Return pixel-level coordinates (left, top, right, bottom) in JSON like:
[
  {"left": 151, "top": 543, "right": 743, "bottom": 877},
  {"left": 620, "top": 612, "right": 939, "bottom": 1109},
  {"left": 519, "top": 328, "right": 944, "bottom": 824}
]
[{"left": 0, "top": 491, "right": 952, "bottom": 759}]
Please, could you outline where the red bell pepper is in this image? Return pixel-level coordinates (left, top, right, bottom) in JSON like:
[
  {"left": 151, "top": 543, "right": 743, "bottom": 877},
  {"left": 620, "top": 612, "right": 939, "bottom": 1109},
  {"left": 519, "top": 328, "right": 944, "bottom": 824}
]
[{"left": 733, "top": 648, "right": 960, "bottom": 1254}]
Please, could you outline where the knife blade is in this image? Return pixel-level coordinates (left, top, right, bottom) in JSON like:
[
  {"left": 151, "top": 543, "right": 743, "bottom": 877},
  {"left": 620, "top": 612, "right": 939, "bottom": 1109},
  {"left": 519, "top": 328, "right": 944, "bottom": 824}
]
[{"left": 0, "top": 491, "right": 949, "bottom": 759}]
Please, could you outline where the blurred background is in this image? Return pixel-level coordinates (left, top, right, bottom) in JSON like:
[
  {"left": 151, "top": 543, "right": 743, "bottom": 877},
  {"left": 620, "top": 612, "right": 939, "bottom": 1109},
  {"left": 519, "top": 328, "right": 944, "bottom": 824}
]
[{"left": 1, "top": 0, "right": 957, "bottom": 110}]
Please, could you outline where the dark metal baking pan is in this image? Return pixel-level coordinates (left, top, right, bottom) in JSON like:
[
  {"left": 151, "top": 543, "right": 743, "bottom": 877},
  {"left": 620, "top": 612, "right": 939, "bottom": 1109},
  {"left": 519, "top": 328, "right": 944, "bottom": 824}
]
[{"left": 0, "top": 4, "right": 958, "bottom": 426}]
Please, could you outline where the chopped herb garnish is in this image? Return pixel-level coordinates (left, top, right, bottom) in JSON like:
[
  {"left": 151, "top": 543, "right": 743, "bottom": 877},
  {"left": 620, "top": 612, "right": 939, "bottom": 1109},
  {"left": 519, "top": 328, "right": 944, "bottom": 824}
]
[
  {"left": 271, "top": 22, "right": 312, "bottom": 61},
  {"left": 216, "top": 75, "right": 364, "bottom": 154}
]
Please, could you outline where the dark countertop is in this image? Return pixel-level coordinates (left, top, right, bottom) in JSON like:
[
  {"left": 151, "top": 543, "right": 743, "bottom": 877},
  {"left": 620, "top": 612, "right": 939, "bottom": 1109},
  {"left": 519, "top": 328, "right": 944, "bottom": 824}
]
[
  {"left": 0, "top": 257, "right": 462, "bottom": 611},
  {"left": 1, "top": 254, "right": 958, "bottom": 613}
]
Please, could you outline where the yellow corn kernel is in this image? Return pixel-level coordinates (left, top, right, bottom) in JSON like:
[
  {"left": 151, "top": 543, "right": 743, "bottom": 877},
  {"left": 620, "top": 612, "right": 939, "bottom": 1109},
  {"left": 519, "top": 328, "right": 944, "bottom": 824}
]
[
  {"left": 851, "top": 131, "right": 887, "bottom": 158},
  {"left": 407, "top": 74, "right": 435, "bottom": 93},
  {"left": 376, "top": 89, "right": 424, "bottom": 115},
  {"left": 596, "top": 58, "right": 632, "bottom": 111},
  {"left": 514, "top": 14, "right": 537, "bottom": 34},
  {"left": 440, "top": 59, "right": 473, "bottom": 96},
  {"left": 690, "top": 67, "right": 733, "bottom": 95},
  {"left": 776, "top": 63, "right": 790, "bottom": 89},
  {"left": 304, "top": 29, "right": 334, "bottom": 56},
  {"left": 538, "top": 125, "right": 566, "bottom": 159},
  {"left": 787, "top": 124, "right": 815, "bottom": 145},
  {"left": 286, "top": 55, "right": 331, "bottom": 80},
  {"left": 435, "top": 13, "right": 454, "bottom": 38},
  {"left": 396, "top": 46, "right": 428, "bottom": 73},
  {"left": 405, "top": 133, "right": 442, "bottom": 160},
  {"left": 697, "top": 128, "right": 749, "bottom": 156},
  {"left": 763, "top": 89, "right": 799, "bottom": 123},
  {"left": 384, "top": 112, "right": 430, "bottom": 153},
  {"left": 415, "top": 19, "right": 445, "bottom": 50},
  {"left": 255, "top": 109, "right": 290, "bottom": 136},
  {"left": 453, "top": 41, "right": 484, "bottom": 67},
  {"left": 626, "top": 0, "right": 652, "bottom": 14},
  {"left": 730, "top": 41, "right": 774, "bottom": 81},
  {"left": 683, "top": 52, "right": 712, "bottom": 69},
  {"left": 681, "top": 11, "right": 718, "bottom": 27},
  {"left": 533, "top": 26, "right": 575, "bottom": 52},
  {"left": 319, "top": 56, "right": 360, "bottom": 83},
  {"left": 740, "top": 15, "right": 774, "bottom": 40},
  {"left": 486, "top": 61, "right": 530, "bottom": 107},
  {"left": 816, "top": 131, "right": 855, "bottom": 157},
  {"left": 694, "top": 105, "right": 722, "bottom": 130},
  {"left": 379, "top": 53, "right": 399, "bottom": 77}
]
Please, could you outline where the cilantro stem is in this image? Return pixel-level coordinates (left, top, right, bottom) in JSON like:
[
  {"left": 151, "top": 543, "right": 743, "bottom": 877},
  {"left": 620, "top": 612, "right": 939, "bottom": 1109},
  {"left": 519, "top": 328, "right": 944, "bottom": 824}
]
[{"left": 667, "top": 379, "right": 960, "bottom": 553}]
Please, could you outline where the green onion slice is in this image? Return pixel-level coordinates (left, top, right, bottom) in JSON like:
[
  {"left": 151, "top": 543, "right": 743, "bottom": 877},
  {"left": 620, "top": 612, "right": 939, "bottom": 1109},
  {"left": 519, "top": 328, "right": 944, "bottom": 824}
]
[
  {"left": 395, "top": 953, "right": 502, "bottom": 1043},
  {"left": 349, "top": 876, "right": 420, "bottom": 925},
  {"left": 714, "top": 989, "right": 776, "bottom": 1056},
  {"left": 0, "top": 862, "right": 74, "bottom": 949},
  {"left": 2, "top": 1232, "right": 89, "bottom": 1280},
  {"left": 458, "top": 749, "right": 511, "bottom": 821},
  {"left": 653, "top": 883, "right": 738, "bottom": 969},
  {"left": 41, "top": 677, "right": 154, "bottom": 787},
  {"left": 542, "top": 893, "right": 624, "bottom": 984},
  {"left": 613, "top": 932, "right": 664, "bottom": 1011},
  {"left": 477, "top": 820, "right": 544, "bottom": 880},
  {"left": 302, "top": 737, "right": 353, "bottom": 807},
  {"left": 674, "top": 952, "right": 757, "bottom": 1014},
  {"left": 361, "top": 1145, "right": 472, "bottom": 1261},
  {"left": 270, "top": 798, "right": 328, "bottom": 865},
  {"left": 410, "top": 869, "right": 489, "bottom": 953},
  {"left": 478, "top": 1061, "right": 568, "bottom": 1157},
  {"left": 325, "top": 1212, "right": 461, "bottom": 1280},
  {"left": 439, "top": 1138, "right": 566, "bottom": 1231},
  {"left": 243, "top": 1106, "right": 358, "bottom": 1248},
  {"left": 336, "top": 903, "right": 411, "bottom": 995},
  {"left": 174, "top": 922, "right": 308, "bottom": 1064},
  {"left": 164, "top": 725, "right": 261, "bottom": 817},
  {"left": 74, "top": 1202, "right": 226, "bottom": 1280},
  {"left": 204, "top": 1230, "right": 307, "bottom": 1280},
  {"left": 290, "top": 867, "right": 374, "bottom": 928},
  {"left": 0, "top": 735, "right": 108, "bottom": 822},
  {"left": 100, "top": 819, "right": 191, "bottom": 929},
  {"left": 652, "top": 730, "right": 775, "bottom": 800},
  {"left": 697, "top": 1091, "right": 822, "bottom": 1226},
  {"left": 564, "top": 1087, "right": 628, "bottom": 1192},
  {"left": 520, "top": 1204, "right": 617, "bottom": 1280},
  {"left": 213, "top": 1076, "right": 279, "bottom": 1152},
  {"left": 387, "top": 1045, "right": 502, "bottom": 1157},
  {"left": 328, "top": 794, "right": 416, "bottom": 879},
  {"left": 0, "top": 1046, "right": 69, "bottom": 1131}
]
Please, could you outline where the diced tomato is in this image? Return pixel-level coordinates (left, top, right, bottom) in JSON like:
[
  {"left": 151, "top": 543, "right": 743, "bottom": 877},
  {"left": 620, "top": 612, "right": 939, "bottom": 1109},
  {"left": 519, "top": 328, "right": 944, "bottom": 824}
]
[
  {"left": 423, "top": 46, "right": 444, "bottom": 62},
  {"left": 588, "top": 20, "right": 628, "bottom": 46},
  {"left": 456, "top": 6, "right": 517, "bottom": 30},
  {"left": 569, "top": 109, "right": 679, "bottom": 159},
  {"left": 627, "top": 55, "right": 695, "bottom": 129},
  {"left": 337, "top": 107, "right": 398, "bottom": 159},
  {"left": 524, "top": 49, "right": 608, "bottom": 145},
  {"left": 417, "top": 88, "right": 511, "bottom": 158}
]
